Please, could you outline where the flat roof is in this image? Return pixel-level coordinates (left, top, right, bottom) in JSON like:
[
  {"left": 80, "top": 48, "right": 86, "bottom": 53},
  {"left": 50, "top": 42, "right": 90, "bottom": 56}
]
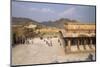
[{"left": 64, "top": 22, "right": 95, "bottom": 25}]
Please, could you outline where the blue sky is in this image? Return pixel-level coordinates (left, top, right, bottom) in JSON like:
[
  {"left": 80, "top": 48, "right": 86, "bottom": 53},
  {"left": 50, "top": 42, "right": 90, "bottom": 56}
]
[{"left": 12, "top": 1, "right": 96, "bottom": 23}]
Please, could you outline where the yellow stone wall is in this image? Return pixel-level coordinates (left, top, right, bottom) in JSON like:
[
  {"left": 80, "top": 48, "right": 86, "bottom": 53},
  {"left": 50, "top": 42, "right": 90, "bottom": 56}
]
[
  {"left": 38, "top": 28, "right": 60, "bottom": 33},
  {"left": 64, "top": 23, "right": 96, "bottom": 37},
  {"left": 66, "top": 24, "right": 95, "bottom": 30}
]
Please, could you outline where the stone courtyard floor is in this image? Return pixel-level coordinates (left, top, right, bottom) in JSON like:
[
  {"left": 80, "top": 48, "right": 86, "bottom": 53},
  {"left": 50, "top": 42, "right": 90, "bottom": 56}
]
[{"left": 12, "top": 38, "right": 95, "bottom": 65}]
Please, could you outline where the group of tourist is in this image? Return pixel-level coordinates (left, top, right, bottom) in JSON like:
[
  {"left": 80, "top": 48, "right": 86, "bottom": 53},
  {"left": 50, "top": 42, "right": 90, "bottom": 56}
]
[
  {"left": 13, "top": 35, "right": 63, "bottom": 47},
  {"left": 40, "top": 37, "right": 62, "bottom": 47}
]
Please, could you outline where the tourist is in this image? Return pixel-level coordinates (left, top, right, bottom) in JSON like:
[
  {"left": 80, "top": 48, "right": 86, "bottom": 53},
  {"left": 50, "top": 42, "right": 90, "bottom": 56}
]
[
  {"left": 50, "top": 40, "right": 52, "bottom": 46},
  {"left": 58, "top": 39, "right": 61, "bottom": 46}
]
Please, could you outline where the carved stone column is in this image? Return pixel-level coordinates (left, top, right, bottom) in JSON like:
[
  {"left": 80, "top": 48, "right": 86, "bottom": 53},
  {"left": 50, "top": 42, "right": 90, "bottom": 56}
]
[
  {"left": 77, "top": 39, "right": 80, "bottom": 50},
  {"left": 68, "top": 39, "right": 71, "bottom": 51},
  {"left": 83, "top": 39, "right": 86, "bottom": 50},
  {"left": 89, "top": 39, "right": 93, "bottom": 49}
]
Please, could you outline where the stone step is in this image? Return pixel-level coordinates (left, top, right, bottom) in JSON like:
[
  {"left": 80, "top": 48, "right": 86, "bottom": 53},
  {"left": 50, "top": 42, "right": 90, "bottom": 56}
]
[
  {"left": 79, "top": 45, "right": 84, "bottom": 51},
  {"left": 91, "top": 45, "right": 95, "bottom": 50},
  {"left": 71, "top": 46, "right": 78, "bottom": 51},
  {"left": 85, "top": 45, "right": 91, "bottom": 50}
]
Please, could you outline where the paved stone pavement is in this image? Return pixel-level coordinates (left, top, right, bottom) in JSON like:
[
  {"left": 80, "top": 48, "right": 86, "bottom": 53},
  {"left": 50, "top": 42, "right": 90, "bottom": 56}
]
[{"left": 12, "top": 38, "right": 95, "bottom": 65}]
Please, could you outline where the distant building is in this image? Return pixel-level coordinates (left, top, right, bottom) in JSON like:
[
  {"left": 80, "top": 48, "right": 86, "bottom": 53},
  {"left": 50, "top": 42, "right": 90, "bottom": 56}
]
[
  {"left": 63, "top": 22, "right": 96, "bottom": 52},
  {"left": 36, "top": 27, "right": 61, "bottom": 37},
  {"left": 64, "top": 22, "right": 95, "bottom": 37},
  {"left": 24, "top": 24, "right": 37, "bottom": 29},
  {"left": 12, "top": 25, "right": 22, "bottom": 27}
]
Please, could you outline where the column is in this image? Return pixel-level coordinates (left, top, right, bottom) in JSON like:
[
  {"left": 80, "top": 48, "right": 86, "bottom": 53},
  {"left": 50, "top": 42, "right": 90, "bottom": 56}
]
[
  {"left": 77, "top": 39, "right": 80, "bottom": 50},
  {"left": 68, "top": 39, "right": 71, "bottom": 51},
  {"left": 83, "top": 39, "right": 86, "bottom": 50},
  {"left": 89, "top": 39, "right": 93, "bottom": 49}
]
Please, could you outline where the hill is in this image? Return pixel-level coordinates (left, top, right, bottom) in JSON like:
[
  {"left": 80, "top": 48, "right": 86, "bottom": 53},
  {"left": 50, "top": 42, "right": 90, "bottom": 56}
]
[
  {"left": 12, "top": 17, "right": 79, "bottom": 29},
  {"left": 12, "top": 17, "right": 45, "bottom": 26},
  {"left": 42, "top": 18, "right": 78, "bottom": 28}
]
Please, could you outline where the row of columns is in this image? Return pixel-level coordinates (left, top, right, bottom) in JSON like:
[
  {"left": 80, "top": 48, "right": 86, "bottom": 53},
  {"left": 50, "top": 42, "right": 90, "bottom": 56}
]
[{"left": 66, "top": 37, "right": 95, "bottom": 52}]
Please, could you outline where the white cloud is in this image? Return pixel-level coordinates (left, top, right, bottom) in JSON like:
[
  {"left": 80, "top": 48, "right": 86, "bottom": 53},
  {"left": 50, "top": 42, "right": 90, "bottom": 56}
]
[
  {"left": 41, "top": 8, "right": 55, "bottom": 13},
  {"left": 59, "top": 7, "right": 76, "bottom": 17},
  {"left": 30, "top": 8, "right": 38, "bottom": 11},
  {"left": 30, "top": 7, "right": 55, "bottom": 13}
]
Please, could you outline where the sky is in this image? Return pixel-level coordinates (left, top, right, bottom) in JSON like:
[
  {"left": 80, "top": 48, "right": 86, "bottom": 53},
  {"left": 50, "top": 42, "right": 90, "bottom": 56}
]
[{"left": 12, "top": 1, "right": 96, "bottom": 23}]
